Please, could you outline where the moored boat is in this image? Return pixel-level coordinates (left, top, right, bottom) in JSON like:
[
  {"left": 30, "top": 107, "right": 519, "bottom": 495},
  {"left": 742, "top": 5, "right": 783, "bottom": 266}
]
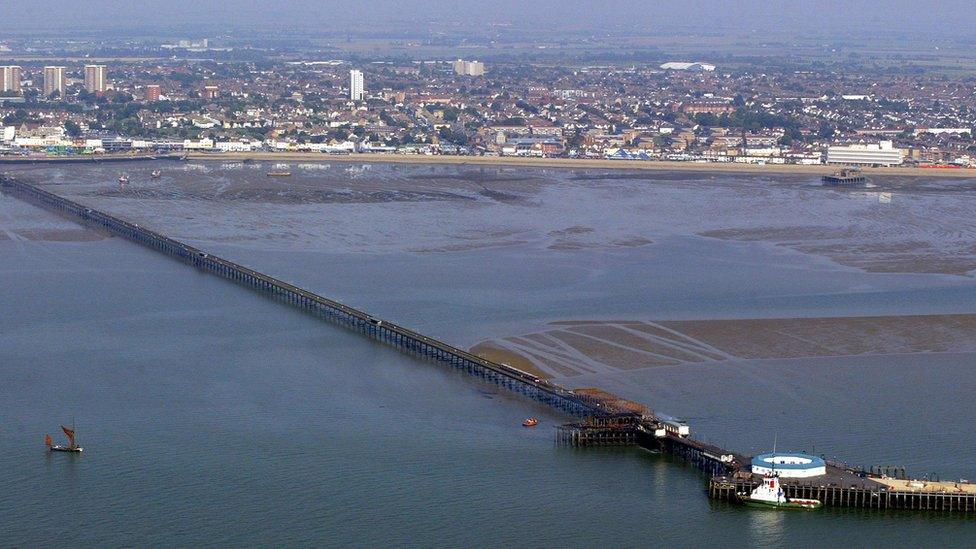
[
  {"left": 118, "top": 172, "right": 129, "bottom": 185},
  {"left": 266, "top": 171, "right": 291, "bottom": 177},
  {"left": 151, "top": 169, "right": 162, "bottom": 179},
  {"left": 738, "top": 475, "right": 821, "bottom": 509},
  {"left": 522, "top": 418, "right": 539, "bottom": 427}
]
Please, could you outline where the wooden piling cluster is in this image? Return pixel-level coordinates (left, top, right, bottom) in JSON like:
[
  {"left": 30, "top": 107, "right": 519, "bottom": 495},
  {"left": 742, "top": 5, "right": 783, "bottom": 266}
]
[{"left": 556, "top": 414, "right": 641, "bottom": 447}]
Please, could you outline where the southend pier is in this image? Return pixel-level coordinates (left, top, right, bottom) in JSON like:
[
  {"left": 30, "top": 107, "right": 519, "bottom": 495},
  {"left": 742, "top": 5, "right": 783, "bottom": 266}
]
[{"left": 3, "top": 174, "right": 975, "bottom": 515}]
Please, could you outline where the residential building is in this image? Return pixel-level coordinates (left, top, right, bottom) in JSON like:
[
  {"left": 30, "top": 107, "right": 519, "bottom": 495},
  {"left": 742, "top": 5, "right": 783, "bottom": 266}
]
[
  {"left": 350, "top": 70, "right": 364, "bottom": 101},
  {"left": 145, "top": 84, "right": 161, "bottom": 102},
  {"left": 84, "top": 65, "right": 107, "bottom": 93},
  {"left": 0, "top": 65, "right": 22, "bottom": 93},
  {"left": 43, "top": 66, "right": 66, "bottom": 97},
  {"left": 827, "top": 141, "right": 905, "bottom": 166},
  {"left": 453, "top": 59, "right": 485, "bottom": 76},
  {"left": 203, "top": 85, "right": 219, "bottom": 99},
  {"left": 680, "top": 101, "right": 735, "bottom": 115}
]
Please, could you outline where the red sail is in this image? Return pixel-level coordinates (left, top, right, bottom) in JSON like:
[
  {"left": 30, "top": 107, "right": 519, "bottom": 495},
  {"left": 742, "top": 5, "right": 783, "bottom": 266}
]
[
  {"left": 61, "top": 425, "right": 76, "bottom": 447},
  {"left": 45, "top": 434, "right": 53, "bottom": 447}
]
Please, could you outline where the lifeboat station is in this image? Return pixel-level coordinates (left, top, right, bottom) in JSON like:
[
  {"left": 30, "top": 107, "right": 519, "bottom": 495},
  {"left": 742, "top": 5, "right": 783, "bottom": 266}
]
[{"left": 751, "top": 452, "right": 826, "bottom": 478}]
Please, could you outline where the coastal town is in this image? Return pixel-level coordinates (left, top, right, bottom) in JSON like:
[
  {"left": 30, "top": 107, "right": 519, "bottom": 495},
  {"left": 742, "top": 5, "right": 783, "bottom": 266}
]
[
  {"left": 7, "top": 3, "right": 976, "bottom": 545},
  {"left": 2, "top": 45, "right": 976, "bottom": 168}
]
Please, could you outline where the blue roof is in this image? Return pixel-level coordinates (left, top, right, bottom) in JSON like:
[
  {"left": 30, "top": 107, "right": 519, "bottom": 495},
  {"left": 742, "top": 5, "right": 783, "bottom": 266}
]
[{"left": 751, "top": 452, "right": 825, "bottom": 470}]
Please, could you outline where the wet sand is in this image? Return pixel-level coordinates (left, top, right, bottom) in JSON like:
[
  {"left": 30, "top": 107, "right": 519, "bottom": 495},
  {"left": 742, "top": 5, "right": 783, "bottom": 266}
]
[
  {"left": 190, "top": 152, "right": 976, "bottom": 179},
  {"left": 474, "top": 315, "right": 976, "bottom": 379},
  {"left": 10, "top": 228, "right": 105, "bottom": 242},
  {"left": 15, "top": 159, "right": 976, "bottom": 276}
]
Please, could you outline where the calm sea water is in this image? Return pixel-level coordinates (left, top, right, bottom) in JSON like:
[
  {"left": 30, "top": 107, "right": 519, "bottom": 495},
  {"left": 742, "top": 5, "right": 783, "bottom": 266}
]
[{"left": 2, "top": 165, "right": 976, "bottom": 546}]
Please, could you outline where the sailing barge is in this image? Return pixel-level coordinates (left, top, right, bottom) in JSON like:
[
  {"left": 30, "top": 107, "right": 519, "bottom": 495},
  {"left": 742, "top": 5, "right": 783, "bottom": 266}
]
[{"left": 46, "top": 424, "right": 83, "bottom": 453}]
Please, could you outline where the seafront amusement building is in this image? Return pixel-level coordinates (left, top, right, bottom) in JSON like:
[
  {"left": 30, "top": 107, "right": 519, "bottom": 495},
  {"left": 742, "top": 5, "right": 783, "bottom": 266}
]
[{"left": 826, "top": 141, "right": 905, "bottom": 166}]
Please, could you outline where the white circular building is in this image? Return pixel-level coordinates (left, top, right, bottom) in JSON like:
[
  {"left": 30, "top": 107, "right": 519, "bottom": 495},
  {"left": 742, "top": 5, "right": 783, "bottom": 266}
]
[{"left": 750, "top": 452, "right": 826, "bottom": 478}]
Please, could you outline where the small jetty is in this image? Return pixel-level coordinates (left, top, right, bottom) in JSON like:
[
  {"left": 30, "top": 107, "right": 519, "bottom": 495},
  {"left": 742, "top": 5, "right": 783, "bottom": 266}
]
[{"left": 823, "top": 167, "right": 866, "bottom": 186}]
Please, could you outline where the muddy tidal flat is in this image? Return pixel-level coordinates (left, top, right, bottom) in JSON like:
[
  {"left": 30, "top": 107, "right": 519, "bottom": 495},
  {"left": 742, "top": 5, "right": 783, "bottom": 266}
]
[{"left": 4, "top": 160, "right": 976, "bottom": 544}]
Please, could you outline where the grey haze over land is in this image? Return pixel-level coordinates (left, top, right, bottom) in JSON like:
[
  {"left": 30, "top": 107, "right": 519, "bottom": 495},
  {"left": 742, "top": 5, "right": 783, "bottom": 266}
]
[{"left": 3, "top": 0, "right": 976, "bottom": 37}]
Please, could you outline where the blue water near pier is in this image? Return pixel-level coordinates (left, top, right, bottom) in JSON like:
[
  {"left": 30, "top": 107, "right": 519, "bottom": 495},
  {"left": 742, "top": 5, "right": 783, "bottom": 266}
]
[{"left": 3, "top": 168, "right": 976, "bottom": 546}]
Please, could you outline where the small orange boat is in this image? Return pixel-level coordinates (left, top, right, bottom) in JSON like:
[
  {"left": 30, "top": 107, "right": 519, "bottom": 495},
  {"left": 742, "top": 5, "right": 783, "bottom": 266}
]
[{"left": 522, "top": 418, "right": 539, "bottom": 427}]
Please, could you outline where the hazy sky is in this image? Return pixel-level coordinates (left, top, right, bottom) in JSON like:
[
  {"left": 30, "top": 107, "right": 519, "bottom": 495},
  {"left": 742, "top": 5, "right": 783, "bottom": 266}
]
[{"left": 3, "top": 0, "right": 976, "bottom": 37}]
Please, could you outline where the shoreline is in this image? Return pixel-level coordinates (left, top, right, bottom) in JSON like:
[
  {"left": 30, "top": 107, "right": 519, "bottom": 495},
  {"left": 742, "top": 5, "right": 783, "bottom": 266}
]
[
  {"left": 4, "top": 150, "right": 975, "bottom": 178},
  {"left": 185, "top": 152, "right": 976, "bottom": 178}
]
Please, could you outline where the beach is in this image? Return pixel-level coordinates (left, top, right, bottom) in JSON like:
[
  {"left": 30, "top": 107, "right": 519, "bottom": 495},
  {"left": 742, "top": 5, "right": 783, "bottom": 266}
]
[
  {"left": 188, "top": 151, "right": 976, "bottom": 178},
  {"left": 6, "top": 150, "right": 974, "bottom": 179}
]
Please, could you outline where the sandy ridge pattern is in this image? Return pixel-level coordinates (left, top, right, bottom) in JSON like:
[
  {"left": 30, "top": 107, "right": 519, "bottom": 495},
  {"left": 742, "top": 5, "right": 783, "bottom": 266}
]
[{"left": 472, "top": 315, "right": 976, "bottom": 379}]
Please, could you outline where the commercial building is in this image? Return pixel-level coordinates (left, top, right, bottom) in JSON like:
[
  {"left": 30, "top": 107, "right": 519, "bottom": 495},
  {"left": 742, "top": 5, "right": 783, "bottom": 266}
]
[
  {"left": 0, "top": 65, "right": 22, "bottom": 93},
  {"left": 84, "top": 65, "right": 107, "bottom": 93},
  {"left": 349, "top": 70, "right": 364, "bottom": 101},
  {"left": 145, "top": 84, "right": 161, "bottom": 102},
  {"left": 43, "top": 66, "right": 66, "bottom": 97},
  {"left": 179, "top": 38, "right": 208, "bottom": 48},
  {"left": 751, "top": 453, "right": 826, "bottom": 478},
  {"left": 453, "top": 59, "right": 485, "bottom": 77},
  {"left": 827, "top": 140, "right": 904, "bottom": 166},
  {"left": 203, "top": 85, "right": 219, "bottom": 99},
  {"left": 660, "top": 61, "right": 716, "bottom": 72}
]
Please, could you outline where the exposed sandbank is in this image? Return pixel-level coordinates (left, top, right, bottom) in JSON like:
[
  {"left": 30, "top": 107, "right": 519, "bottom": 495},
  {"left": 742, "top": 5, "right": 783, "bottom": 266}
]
[{"left": 474, "top": 315, "right": 976, "bottom": 379}]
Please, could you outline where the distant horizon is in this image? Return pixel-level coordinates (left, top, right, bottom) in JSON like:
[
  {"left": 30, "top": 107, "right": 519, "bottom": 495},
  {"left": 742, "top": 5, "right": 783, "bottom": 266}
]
[{"left": 3, "top": 0, "right": 976, "bottom": 41}]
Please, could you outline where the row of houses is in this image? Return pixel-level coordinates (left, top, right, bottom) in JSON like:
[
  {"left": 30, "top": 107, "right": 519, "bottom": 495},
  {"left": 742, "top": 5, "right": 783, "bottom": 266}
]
[{"left": 5, "top": 123, "right": 972, "bottom": 167}]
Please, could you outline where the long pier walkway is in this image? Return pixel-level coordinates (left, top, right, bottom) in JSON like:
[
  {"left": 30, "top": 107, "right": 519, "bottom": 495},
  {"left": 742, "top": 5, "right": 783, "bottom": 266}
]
[{"left": 0, "top": 177, "right": 602, "bottom": 418}]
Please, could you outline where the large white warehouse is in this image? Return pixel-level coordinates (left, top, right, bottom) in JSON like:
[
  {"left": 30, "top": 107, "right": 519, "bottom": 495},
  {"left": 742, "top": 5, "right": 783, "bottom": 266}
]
[
  {"left": 826, "top": 140, "right": 904, "bottom": 166},
  {"left": 660, "top": 62, "right": 716, "bottom": 72}
]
